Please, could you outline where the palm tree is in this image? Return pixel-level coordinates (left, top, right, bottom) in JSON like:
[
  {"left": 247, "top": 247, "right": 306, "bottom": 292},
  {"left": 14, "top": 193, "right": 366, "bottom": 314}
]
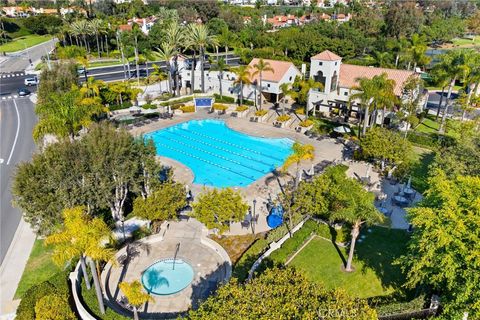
[
  {"left": 350, "top": 77, "right": 378, "bottom": 136},
  {"left": 45, "top": 207, "right": 115, "bottom": 314},
  {"left": 373, "top": 73, "right": 397, "bottom": 127},
  {"left": 406, "top": 34, "right": 430, "bottom": 71},
  {"left": 89, "top": 19, "right": 103, "bottom": 58},
  {"left": 430, "top": 65, "right": 451, "bottom": 121},
  {"left": 212, "top": 58, "right": 228, "bottom": 99},
  {"left": 231, "top": 65, "right": 252, "bottom": 106},
  {"left": 69, "top": 21, "right": 83, "bottom": 48},
  {"left": 155, "top": 42, "right": 176, "bottom": 95},
  {"left": 252, "top": 59, "right": 274, "bottom": 110},
  {"left": 438, "top": 49, "right": 475, "bottom": 132},
  {"left": 185, "top": 23, "right": 199, "bottom": 95},
  {"left": 165, "top": 21, "right": 185, "bottom": 96},
  {"left": 148, "top": 64, "right": 167, "bottom": 94},
  {"left": 279, "top": 82, "right": 291, "bottom": 115},
  {"left": 33, "top": 89, "right": 104, "bottom": 142},
  {"left": 119, "top": 281, "right": 153, "bottom": 320},
  {"left": 329, "top": 182, "right": 383, "bottom": 272},
  {"left": 217, "top": 27, "right": 237, "bottom": 65},
  {"left": 282, "top": 142, "right": 315, "bottom": 190},
  {"left": 80, "top": 77, "right": 105, "bottom": 98},
  {"left": 187, "top": 24, "right": 218, "bottom": 93},
  {"left": 289, "top": 77, "right": 323, "bottom": 117}
]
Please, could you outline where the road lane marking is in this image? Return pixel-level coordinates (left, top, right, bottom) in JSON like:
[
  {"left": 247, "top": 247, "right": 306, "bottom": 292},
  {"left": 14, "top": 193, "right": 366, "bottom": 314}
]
[
  {"left": 13, "top": 95, "right": 18, "bottom": 98},
  {"left": 6, "top": 99, "right": 20, "bottom": 165}
]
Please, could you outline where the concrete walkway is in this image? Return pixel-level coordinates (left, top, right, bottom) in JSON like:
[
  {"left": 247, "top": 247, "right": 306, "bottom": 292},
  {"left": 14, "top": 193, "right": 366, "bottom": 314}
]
[{"left": 0, "top": 218, "right": 36, "bottom": 319}]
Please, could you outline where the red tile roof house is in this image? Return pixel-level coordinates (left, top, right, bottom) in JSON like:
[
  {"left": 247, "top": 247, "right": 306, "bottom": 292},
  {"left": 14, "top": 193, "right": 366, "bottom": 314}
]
[
  {"left": 263, "top": 14, "right": 299, "bottom": 30},
  {"left": 246, "top": 58, "right": 302, "bottom": 103},
  {"left": 307, "top": 50, "right": 422, "bottom": 126}
]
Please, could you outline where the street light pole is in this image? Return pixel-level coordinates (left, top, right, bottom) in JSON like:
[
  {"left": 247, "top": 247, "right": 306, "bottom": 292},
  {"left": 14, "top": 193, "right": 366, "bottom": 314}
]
[{"left": 121, "top": 218, "right": 126, "bottom": 242}]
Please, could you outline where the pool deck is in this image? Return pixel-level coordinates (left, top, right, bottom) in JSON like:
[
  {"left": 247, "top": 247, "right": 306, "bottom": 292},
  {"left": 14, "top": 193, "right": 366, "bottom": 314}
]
[
  {"left": 129, "top": 110, "right": 415, "bottom": 232},
  {"left": 102, "top": 219, "right": 231, "bottom": 318}
]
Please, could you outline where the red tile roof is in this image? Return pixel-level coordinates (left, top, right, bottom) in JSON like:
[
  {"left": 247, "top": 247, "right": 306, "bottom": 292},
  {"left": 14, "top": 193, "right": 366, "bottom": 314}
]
[
  {"left": 247, "top": 58, "right": 297, "bottom": 83},
  {"left": 339, "top": 64, "right": 417, "bottom": 95},
  {"left": 311, "top": 50, "right": 342, "bottom": 61},
  {"left": 118, "top": 24, "right": 132, "bottom": 32}
]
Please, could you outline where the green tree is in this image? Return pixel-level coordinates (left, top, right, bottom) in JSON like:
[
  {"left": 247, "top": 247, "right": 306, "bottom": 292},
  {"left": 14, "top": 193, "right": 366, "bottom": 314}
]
[
  {"left": 186, "top": 267, "right": 377, "bottom": 319},
  {"left": 211, "top": 57, "right": 228, "bottom": 99},
  {"left": 45, "top": 207, "right": 114, "bottom": 314},
  {"left": 133, "top": 181, "right": 186, "bottom": 229},
  {"left": 289, "top": 76, "right": 324, "bottom": 116},
  {"left": 360, "top": 127, "right": 412, "bottom": 166},
  {"left": 252, "top": 58, "right": 274, "bottom": 110},
  {"left": 384, "top": 1, "right": 424, "bottom": 39},
  {"left": 119, "top": 281, "right": 153, "bottom": 320},
  {"left": 350, "top": 76, "right": 377, "bottom": 136},
  {"left": 406, "top": 33, "right": 430, "bottom": 71},
  {"left": 155, "top": 41, "right": 176, "bottom": 95},
  {"left": 282, "top": 142, "right": 314, "bottom": 190},
  {"left": 34, "top": 294, "right": 75, "bottom": 320},
  {"left": 37, "top": 61, "right": 78, "bottom": 103},
  {"left": 231, "top": 65, "right": 252, "bottom": 105},
  {"left": 192, "top": 188, "right": 248, "bottom": 234},
  {"left": 33, "top": 88, "right": 105, "bottom": 142},
  {"left": 398, "top": 170, "right": 480, "bottom": 318},
  {"left": 187, "top": 23, "right": 218, "bottom": 93}
]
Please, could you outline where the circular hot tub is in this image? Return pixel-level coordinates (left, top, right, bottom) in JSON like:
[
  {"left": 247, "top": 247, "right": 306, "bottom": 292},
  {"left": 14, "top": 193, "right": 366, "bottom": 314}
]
[{"left": 141, "top": 259, "right": 194, "bottom": 295}]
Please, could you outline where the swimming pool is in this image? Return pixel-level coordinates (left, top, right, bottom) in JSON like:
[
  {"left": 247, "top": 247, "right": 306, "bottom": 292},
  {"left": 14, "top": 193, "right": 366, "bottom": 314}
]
[
  {"left": 141, "top": 259, "right": 194, "bottom": 295},
  {"left": 145, "top": 120, "right": 293, "bottom": 188}
]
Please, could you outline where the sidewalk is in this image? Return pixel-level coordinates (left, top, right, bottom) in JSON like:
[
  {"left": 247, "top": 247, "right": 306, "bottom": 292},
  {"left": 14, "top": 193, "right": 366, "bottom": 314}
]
[{"left": 0, "top": 218, "right": 36, "bottom": 319}]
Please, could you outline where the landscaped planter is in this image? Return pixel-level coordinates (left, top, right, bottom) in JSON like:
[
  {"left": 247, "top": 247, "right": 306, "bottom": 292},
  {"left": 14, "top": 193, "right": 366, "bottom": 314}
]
[{"left": 174, "top": 109, "right": 184, "bottom": 115}]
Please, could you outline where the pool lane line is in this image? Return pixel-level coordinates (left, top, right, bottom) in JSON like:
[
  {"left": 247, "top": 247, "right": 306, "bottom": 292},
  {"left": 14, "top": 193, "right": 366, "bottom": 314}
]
[
  {"left": 158, "top": 134, "right": 269, "bottom": 175},
  {"left": 154, "top": 141, "right": 257, "bottom": 183},
  {"left": 160, "top": 130, "right": 275, "bottom": 167}
]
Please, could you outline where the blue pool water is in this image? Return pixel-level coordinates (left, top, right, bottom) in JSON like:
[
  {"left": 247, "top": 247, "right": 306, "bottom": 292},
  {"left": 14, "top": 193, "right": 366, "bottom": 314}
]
[
  {"left": 145, "top": 120, "right": 294, "bottom": 188},
  {"left": 141, "top": 259, "right": 194, "bottom": 295}
]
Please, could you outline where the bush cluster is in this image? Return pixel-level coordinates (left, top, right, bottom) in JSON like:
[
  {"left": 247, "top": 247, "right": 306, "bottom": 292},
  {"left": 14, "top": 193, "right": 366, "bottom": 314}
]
[{"left": 180, "top": 105, "right": 196, "bottom": 113}]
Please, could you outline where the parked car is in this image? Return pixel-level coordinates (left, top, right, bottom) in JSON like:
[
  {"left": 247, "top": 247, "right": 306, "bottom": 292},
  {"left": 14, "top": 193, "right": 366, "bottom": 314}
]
[
  {"left": 24, "top": 77, "right": 39, "bottom": 86},
  {"left": 17, "top": 87, "right": 31, "bottom": 96},
  {"left": 77, "top": 67, "right": 88, "bottom": 75}
]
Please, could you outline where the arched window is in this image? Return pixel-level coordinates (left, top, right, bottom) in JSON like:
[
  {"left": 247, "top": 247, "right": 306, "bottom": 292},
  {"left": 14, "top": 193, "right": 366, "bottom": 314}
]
[
  {"left": 314, "top": 71, "right": 326, "bottom": 91},
  {"left": 331, "top": 71, "right": 338, "bottom": 91}
]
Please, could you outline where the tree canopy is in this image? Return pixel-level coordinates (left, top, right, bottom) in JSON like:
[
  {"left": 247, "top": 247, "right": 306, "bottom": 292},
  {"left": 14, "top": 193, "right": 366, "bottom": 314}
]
[
  {"left": 13, "top": 124, "right": 162, "bottom": 235},
  {"left": 399, "top": 170, "right": 480, "bottom": 318},
  {"left": 34, "top": 293, "right": 75, "bottom": 320},
  {"left": 192, "top": 188, "right": 248, "bottom": 233},
  {"left": 187, "top": 267, "right": 377, "bottom": 319},
  {"left": 133, "top": 181, "right": 187, "bottom": 227},
  {"left": 360, "top": 127, "right": 412, "bottom": 165}
]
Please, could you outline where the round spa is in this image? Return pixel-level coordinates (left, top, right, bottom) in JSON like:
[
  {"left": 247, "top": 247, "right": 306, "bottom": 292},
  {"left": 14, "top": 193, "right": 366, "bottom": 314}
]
[{"left": 141, "top": 258, "right": 194, "bottom": 295}]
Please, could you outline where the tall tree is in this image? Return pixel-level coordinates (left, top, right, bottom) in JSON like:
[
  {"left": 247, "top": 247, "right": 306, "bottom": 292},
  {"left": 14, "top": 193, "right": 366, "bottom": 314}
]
[
  {"left": 360, "top": 127, "right": 413, "bottom": 166},
  {"left": 349, "top": 77, "right": 377, "bottom": 136},
  {"left": 187, "top": 24, "right": 218, "bottom": 93},
  {"left": 282, "top": 142, "right": 315, "bottom": 190},
  {"left": 231, "top": 65, "right": 252, "bottom": 105},
  {"left": 289, "top": 76, "right": 323, "bottom": 117},
  {"left": 33, "top": 88, "right": 104, "bottom": 142},
  {"left": 119, "top": 281, "right": 153, "bottom": 320},
  {"left": 45, "top": 207, "right": 114, "bottom": 314},
  {"left": 398, "top": 170, "right": 480, "bottom": 319},
  {"left": 252, "top": 59, "right": 274, "bottom": 111},
  {"left": 133, "top": 181, "right": 186, "bottom": 230},
  {"left": 165, "top": 21, "right": 185, "bottom": 96},
  {"left": 211, "top": 57, "right": 228, "bottom": 99},
  {"left": 192, "top": 188, "right": 248, "bottom": 234},
  {"left": 155, "top": 42, "right": 176, "bottom": 95}
]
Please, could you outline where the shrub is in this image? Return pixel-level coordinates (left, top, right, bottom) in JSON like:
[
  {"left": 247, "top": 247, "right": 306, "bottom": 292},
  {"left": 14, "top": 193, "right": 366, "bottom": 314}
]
[
  {"left": 276, "top": 115, "right": 291, "bottom": 122},
  {"left": 295, "top": 107, "right": 305, "bottom": 115},
  {"left": 132, "top": 225, "right": 152, "bottom": 241},
  {"left": 108, "top": 101, "right": 133, "bottom": 111},
  {"left": 243, "top": 99, "right": 254, "bottom": 106},
  {"left": 180, "top": 105, "right": 195, "bottom": 113},
  {"left": 170, "top": 103, "right": 185, "bottom": 110},
  {"left": 214, "top": 94, "right": 235, "bottom": 103},
  {"left": 141, "top": 103, "right": 157, "bottom": 110},
  {"left": 255, "top": 109, "right": 268, "bottom": 117},
  {"left": 213, "top": 103, "right": 228, "bottom": 111},
  {"left": 193, "top": 89, "right": 203, "bottom": 93},
  {"left": 16, "top": 282, "right": 57, "bottom": 320},
  {"left": 232, "top": 237, "right": 269, "bottom": 282},
  {"left": 299, "top": 119, "right": 314, "bottom": 127},
  {"left": 236, "top": 105, "right": 249, "bottom": 112},
  {"left": 35, "top": 294, "right": 75, "bottom": 320},
  {"left": 406, "top": 131, "right": 438, "bottom": 149}
]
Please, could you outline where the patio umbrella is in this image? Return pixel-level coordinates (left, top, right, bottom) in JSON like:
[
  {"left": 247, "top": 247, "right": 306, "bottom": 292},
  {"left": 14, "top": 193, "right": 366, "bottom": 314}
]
[{"left": 333, "top": 126, "right": 351, "bottom": 134}]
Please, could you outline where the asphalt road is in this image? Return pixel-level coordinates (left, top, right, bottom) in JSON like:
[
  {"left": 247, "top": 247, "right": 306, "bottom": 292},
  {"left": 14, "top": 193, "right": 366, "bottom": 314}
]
[
  {"left": 0, "top": 97, "right": 37, "bottom": 265},
  {"left": 1, "top": 39, "right": 58, "bottom": 73}
]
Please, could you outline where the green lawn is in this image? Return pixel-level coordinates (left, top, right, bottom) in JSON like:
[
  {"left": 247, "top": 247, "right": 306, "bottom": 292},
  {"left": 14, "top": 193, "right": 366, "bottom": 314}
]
[
  {"left": 14, "top": 239, "right": 62, "bottom": 299},
  {"left": 0, "top": 35, "right": 52, "bottom": 53},
  {"left": 415, "top": 115, "right": 440, "bottom": 134},
  {"left": 409, "top": 147, "right": 435, "bottom": 193},
  {"left": 288, "top": 227, "right": 410, "bottom": 299},
  {"left": 451, "top": 37, "right": 480, "bottom": 47},
  {"left": 88, "top": 60, "right": 122, "bottom": 68}
]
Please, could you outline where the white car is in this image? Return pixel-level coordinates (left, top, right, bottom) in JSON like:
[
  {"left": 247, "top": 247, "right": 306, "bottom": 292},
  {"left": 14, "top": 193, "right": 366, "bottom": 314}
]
[{"left": 24, "top": 77, "right": 39, "bottom": 86}]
